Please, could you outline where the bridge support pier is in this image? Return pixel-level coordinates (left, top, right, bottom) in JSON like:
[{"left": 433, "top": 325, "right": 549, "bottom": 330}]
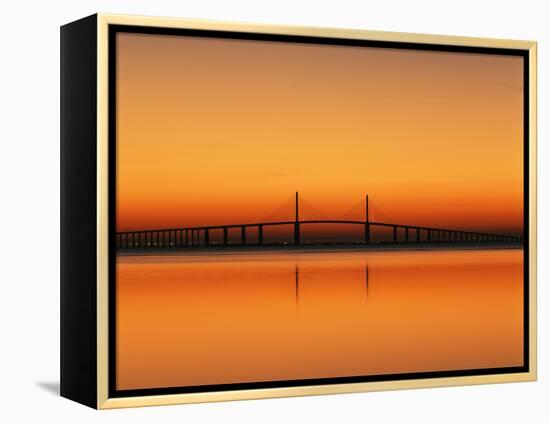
[
  {"left": 294, "top": 223, "right": 300, "bottom": 245},
  {"left": 117, "top": 223, "right": 515, "bottom": 251}
]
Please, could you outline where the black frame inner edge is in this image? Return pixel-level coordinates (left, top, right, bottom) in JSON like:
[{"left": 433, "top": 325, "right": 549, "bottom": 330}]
[{"left": 107, "top": 24, "right": 530, "bottom": 398}]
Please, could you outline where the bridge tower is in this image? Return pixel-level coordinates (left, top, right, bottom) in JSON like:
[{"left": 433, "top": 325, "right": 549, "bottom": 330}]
[
  {"left": 294, "top": 191, "right": 300, "bottom": 245},
  {"left": 364, "top": 194, "right": 370, "bottom": 244}
]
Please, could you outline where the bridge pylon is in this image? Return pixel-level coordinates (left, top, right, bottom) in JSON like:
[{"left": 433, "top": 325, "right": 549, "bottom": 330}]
[{"left": 364, "top": 194, "right": 370, "bottom": 244}]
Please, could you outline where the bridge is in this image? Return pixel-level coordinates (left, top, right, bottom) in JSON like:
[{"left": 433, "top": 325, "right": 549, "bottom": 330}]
[{"left": 116, "top": 192, "right": 522, "bottom": 250}]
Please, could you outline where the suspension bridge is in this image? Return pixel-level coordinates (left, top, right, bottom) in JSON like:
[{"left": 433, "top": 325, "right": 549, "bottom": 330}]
[{"left": 116, "top": 192, "right": 522, "bottom": 250}]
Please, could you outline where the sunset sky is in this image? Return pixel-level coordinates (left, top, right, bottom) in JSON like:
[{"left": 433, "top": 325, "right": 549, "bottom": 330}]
[{"left": 116, "top": 32, "right": 524, "bottom": 235}]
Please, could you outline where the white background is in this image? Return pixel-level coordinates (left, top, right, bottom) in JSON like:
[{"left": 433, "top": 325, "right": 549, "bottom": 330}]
[{"left": 0, "top": 0, "right": 546, "bottom": 421}]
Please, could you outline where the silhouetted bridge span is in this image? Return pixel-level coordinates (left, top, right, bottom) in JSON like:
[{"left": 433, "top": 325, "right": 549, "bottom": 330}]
[{"left": 116, "top": 193, "right": 522, "bottom": 250}]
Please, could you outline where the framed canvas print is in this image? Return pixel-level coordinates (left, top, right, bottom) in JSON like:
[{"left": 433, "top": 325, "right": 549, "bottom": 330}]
[{"left": 60, "top": 14, "right": 537, "bottom": 409}]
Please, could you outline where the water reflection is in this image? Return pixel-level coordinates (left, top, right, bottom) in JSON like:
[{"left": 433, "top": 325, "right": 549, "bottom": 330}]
[
  {"left": 294, "top": 264, "right": 370, "bottom": 306},
  {"left": 365, "top": 265, "right": 369, "bottom": 301},
  {"left": 295, "top": 265, "right": 299, "bottom": 306},
  {"left": 116, "top": 249, "right": 523, "bottom": 390}
]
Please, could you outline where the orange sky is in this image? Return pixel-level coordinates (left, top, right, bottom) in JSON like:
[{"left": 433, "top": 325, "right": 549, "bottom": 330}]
[{"left": 116, "top": 32, "right": 524, "bottom": 235}]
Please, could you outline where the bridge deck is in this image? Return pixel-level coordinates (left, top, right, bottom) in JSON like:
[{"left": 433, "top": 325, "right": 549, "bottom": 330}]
[{"left": 115, "top": 219, "right": 521, "bottom": 249}]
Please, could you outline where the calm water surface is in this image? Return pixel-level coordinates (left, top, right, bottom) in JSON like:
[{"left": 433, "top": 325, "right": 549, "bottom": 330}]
[{"left": 116, "top": 249, "right": 523, "bottom": 390}]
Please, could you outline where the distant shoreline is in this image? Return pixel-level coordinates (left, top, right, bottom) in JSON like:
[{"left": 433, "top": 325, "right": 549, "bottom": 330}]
[{"left": 117, "top": 242, "right": 523, "bottom": 257}]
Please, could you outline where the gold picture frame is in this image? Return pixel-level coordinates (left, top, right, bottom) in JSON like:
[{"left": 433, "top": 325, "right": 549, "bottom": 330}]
[{"left": 60, "top": 13, "right": 537, "bottom": 409}]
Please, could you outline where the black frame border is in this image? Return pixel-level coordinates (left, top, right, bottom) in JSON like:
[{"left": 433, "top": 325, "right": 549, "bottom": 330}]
[{"left": 107, "top": 24, "right": 530, "bottom": 399}]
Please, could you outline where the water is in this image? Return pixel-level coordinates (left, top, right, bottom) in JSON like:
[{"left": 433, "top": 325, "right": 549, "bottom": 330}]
[{"left": 115, "top": 249, "right": 523, "bottom": 390}]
